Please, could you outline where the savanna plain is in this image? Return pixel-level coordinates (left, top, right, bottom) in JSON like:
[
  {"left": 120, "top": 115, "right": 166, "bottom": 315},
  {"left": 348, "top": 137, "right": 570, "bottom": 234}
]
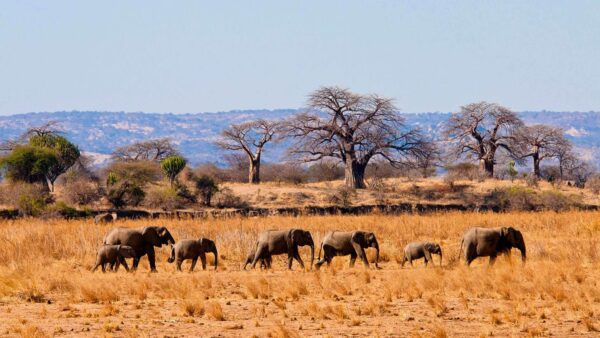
[{"left": 1, "top": 211, "right": 599, "bottom": 337}]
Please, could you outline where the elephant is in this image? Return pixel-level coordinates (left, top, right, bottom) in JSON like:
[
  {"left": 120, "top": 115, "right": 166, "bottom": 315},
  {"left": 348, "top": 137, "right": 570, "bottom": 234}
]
[
  {"left": 242, "top": 248, "right": 270, "bottom": 270},
  {"left": 250, "top": 229, "right": 314, "bottom": 270},
  {"left": 103, "top": 226, "right": 175, "bottom": 272},
  {"left": 94, "top": 212, "right": 117, "bottom": 224},
  {"left": 460, "top": 227, "right": 526, "bottom": 266},
  {"left": 315, "top": 230, "right": 380, "bottom": 270},
  {"left": 168, "top": 238, "right": 218, "bottom": 271},
  {"left": 92, "top": 244, "right": 136, "bottom": 272},
  {"left": 401, "top": 241, "right": 442, "bottom": 267}
]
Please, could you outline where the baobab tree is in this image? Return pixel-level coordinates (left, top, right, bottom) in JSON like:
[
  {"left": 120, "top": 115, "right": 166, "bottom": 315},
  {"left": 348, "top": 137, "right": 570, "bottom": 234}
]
[
  {"left": 286, "top": 86, "right": 431, "bottom": 189},
  {"left": 514, "top": 125, "right": 568, "bottom": 178},
  {"left": 443, "top": 101, "right": 523, "bottom": 178},
  {"left": 216, "top": 119, "right": 280, "bottom": 184}
]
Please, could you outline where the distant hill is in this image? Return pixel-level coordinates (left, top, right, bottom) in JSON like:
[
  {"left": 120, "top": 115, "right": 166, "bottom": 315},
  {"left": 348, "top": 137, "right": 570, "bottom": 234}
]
[{"left": 0, "top": 110, "right": 598, "bottom": 167}]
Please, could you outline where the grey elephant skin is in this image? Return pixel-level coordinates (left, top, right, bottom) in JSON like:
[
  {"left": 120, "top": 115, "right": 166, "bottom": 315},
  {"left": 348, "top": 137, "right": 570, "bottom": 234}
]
[
  {"left": 243, "top": 248, "right": 269, "bottom": 270},
  {"left": 251, "top": 229, "right": 314, "bottom": 270},
  {"left": 460, "top": 227, "right": 526, "bottom": 265},
  {"left": 92, "top": 244, "right": 136, "bottom": 272},
  {"left": 315, "top": 230, "right": 380, "bottom": 269},
  {"left": 94, "top": 212, "right": 117, "bottom": 224},
  {"left": 168, "top": 238, "right": 218, "bottom": 271},
  {"left": 401, "top": 241, "right": 442, "bottom": 267},
  {"left": 103, "top": 226, "right": 175, "bottom": 272}
]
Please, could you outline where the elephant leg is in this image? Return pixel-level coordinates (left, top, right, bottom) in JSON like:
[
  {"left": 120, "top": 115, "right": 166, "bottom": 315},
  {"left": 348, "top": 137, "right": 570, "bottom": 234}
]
[
  {"left": 266, "top": 255, "right": 272, "bottom": 269},
  {"left": 101, "top": 263, "right": 106, "bottom": 273},
  {"left": 349, "top": 252, "right": 357, "bottom": 267},
  {"left": 315, "top": 246, "right": 333, "bottom": 270},
  {"left": 118, "top": 256, "right": 129, "bottom": 272},
  {"left": 92, "top": 263, "right": 100, "bottom": 272},
  {"left": 110, "top": 261, "right": 117, "bottom": 271},
  {"left": 252, "top": 245, "right": 267, "bottom": 269},
  {"left": 200, "top": 253, "right": 207, "bottom": 270},
  {"left": 292, "top": 247, "right": 305, "bottom": 269},
  {"left": 176, "top": 259, "right": 183, "bottom": 271},
  {"left": 132, "top": 257, "right": 140, "bottom": 271},
  {"left": 190, "top": 258, "right": 198, "bottom": 272},
  {"left": 489, "top": 255, "right": 497, "bottom": 266},
  {"left": 147, "top": 249, "right": 157, "bottom": 272}
]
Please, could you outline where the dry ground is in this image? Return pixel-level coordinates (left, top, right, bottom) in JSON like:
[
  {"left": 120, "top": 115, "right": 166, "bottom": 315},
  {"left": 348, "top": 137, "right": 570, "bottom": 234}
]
[
  {"left": 1, "top": 212, "right": 599, "bottom": 337},
  {"left": 224, "top": 177, "right": 600, "bottom": 208}
]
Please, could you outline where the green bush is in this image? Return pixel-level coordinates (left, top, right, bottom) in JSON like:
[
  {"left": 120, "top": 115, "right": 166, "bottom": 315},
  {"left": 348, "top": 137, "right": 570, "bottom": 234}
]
[{"left": 143, "top": 186, "right": 183, "bottom": 211}]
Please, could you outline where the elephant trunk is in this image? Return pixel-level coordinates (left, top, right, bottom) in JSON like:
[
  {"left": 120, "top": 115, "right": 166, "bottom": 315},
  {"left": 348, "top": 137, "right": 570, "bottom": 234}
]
[
  {"left": 518, "top": 242, "right": 526, "bottom": 263},
  {"left": 373, "top": 241, "right": 380, "bottom": 268},
  {"left": 212, "top": 248, "right": 219, "bottom": 270},
  {"left": 167, "top": 245, "right": 175, "bottom": 263}
]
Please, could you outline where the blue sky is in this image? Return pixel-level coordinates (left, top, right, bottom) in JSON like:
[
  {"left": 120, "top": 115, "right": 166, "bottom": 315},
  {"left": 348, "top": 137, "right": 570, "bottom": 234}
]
[{"left": 1, "top": 1, "right": 599, "bottom": 115}]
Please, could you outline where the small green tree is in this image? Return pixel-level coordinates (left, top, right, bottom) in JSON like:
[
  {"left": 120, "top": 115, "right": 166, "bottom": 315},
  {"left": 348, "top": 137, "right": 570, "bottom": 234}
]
[
  {"left": 29, "top": 134, "right": 80, "bottom": 191},
  {"left": 508, "top": 160, "right": 518, "bottom": 182},
  {"left": 195, "top": 175, "right": 219, "bottom": 206},
  {"left": 161, "top": 156, "right": 187, "bottom": 187},
  {"left": 0, "top": 145, "right": 59, "bottom": 186}
]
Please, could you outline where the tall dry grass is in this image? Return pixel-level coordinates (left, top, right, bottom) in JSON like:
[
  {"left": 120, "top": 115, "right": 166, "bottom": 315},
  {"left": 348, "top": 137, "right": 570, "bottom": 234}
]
[{"left": 0, "top": 211, "right": 599, "bottom": 336}]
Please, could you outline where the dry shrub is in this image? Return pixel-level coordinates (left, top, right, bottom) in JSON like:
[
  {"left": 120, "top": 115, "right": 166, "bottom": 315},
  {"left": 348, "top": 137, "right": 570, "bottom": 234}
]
[
  {"left": 14, "top": 324, "right": 48, "bottom": 338},
  {"left": 79, "top": 284, "right": 119, "bottom": 303},
  {"left": 267, "top": 324, "right": 301, "bottom": 338},
  {"left": 181, "top": 299, "right": 204, "bottom": 317},
  {"left": 214, "top": 187, "right": 249, "bottom": 208},
  {"left": 205, "top": 301, "right": 224, "bottom": 321},
  {"left": 61, "top": 179, "right": 102, "bottom": 206},
  {"left": 143, "top": 185, "right": 184, "bottom": 211}
]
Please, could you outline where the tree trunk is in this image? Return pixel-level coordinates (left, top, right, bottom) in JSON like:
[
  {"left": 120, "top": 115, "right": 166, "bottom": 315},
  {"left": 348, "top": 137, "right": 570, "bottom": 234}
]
[
  {"left": 532, "top": 153, "right": 541, "bottom": 178},
  {"left": 479, "top": 158, "right": 494, "bottom": 178},
  {"left": 249, "top": 158, "right": 260, "bottom": 184},
  {"left": 344, "top": 160, "right": 366, "bottom": 189}
]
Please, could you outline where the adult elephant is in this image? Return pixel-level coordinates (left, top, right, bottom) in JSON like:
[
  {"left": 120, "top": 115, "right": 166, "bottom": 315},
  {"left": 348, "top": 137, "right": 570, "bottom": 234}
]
[
  {"left": 251, "top": 229, "right": 314, "bottom": 270},
  {"left": 315, "top": 230, "right": 380, "bottom": 270},
  {"left": 103, "top": 226, "right": 175, "bottom": 272},
  {"left": 460, "top": 227, "right": 526, "bottom": 266}
]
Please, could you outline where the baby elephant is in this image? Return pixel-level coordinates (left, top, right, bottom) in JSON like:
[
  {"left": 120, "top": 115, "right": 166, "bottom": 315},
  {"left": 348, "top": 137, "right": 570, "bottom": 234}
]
[
  {"left": 92, "top": 244, "right": 136, "bottom": 272},
  {"left": 168, "top": 238, "right": 218, "bottom": 271},
  {"left": 94, "top": 212, "right": 117, "bottom": 224},
  {"left": 401, "top": 242, "right": 442, "bottom": 267},
  {"left": 315, "top": 230, "right": 380, "bottom": 270},
  {"left": 242, "top": 248, "right": 270, "bottom": 270}
]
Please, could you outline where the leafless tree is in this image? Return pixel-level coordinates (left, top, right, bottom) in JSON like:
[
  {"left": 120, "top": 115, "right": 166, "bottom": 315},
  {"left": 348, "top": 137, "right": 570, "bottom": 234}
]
[
  {"left": 1, "top": 121, "right": 62, "bottom": 153},
  {"left": 443, "top": 101, "right": 523, "bottom": 178},
  {"left": 514, "top": 125, "right": 568, "bottom": 178},
  {"left": 215, "top": 119, "right": 280, "bottom": 184},
  {"left": 112, "top": 138, "right": 179, "bottom": 162},
  {"left": 285, "top": 86, "right": 432, "bottom": 189}
]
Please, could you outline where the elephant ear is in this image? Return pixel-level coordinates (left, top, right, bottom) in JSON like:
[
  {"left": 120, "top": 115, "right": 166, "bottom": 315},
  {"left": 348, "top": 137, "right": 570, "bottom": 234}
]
[
  {"left": 289, "top": 229, "right": 301, "bottom": 246},
  {"left": 423, "top": 242, "right": 434, "bottom": 252},
  {"left": 351, "top": 231, "right": 366, "bottom": 246},
  {"left": 142, "top": 227, "right": 162, "bottom": 247}
]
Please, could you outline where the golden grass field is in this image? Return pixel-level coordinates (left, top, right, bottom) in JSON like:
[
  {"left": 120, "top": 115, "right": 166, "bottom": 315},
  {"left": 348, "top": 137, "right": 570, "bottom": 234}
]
[{"left": 1, "top": 211, "right": 599, "bottom": 337}]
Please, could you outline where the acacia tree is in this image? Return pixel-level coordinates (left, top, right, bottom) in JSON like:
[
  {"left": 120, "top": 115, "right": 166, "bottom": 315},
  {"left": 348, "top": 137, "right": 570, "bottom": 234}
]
[
  {"left": 286, "top": 86, "right": 431, "bottom": 189},
  {"left": 514, "top": 125, "right": 568, "bottom": 178},
  {"left": 215, "top": 119, "right": 280, "bottom": 184},
  {"left": 112, "top": 138, "right": 179, "bottom": 162},
  {"left": 0, "top": 122, "right": 80, "bottom": 191},
  {"left": 443, "top": 101, "right": 523, "bottom": 178}
]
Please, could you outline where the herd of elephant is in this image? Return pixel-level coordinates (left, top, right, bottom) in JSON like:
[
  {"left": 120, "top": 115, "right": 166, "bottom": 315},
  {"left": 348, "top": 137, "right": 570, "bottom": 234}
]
[{"left": 92, "top": 226, "right": 527, "bottom": 273}]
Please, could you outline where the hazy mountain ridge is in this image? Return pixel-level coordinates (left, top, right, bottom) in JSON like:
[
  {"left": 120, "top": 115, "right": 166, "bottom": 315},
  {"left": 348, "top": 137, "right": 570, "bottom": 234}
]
[{"left": 0, "top": 110, "right": 598, "bottom": 166}]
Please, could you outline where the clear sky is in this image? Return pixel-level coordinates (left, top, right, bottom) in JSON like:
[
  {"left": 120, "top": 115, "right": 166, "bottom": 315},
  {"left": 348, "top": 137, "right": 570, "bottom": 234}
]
[{"left": 1, "top": 1, "right": 599, "bottom": 115}]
